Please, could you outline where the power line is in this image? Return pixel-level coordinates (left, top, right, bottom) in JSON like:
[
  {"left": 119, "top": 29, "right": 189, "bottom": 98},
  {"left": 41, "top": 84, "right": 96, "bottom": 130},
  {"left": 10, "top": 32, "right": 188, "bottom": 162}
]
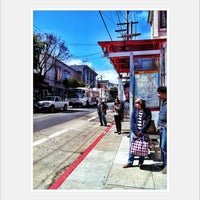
[
  {"left": 98, "top": 11, "right": 113, "bottom": 41},
  {"left": 33, "top": 24, "right": 45, "bottom": 33},
  {"left": 76, "top": 52, "right": 102, "bottom": 57},
  {"left": 66, "top": 42, "right": 97, "bottom": 46}
]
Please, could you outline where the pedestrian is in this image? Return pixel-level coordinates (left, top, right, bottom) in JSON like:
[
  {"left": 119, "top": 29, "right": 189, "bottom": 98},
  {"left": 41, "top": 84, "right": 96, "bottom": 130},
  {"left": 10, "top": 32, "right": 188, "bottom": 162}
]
[
  {"left": 113, "top": 97, "right": 122, "bottom": 134},
  {"left": 123, "top": 92, "right": 130, "bottom": 119},
  {"left": 97, "top": 98, "right": 108, "bottom": 126},
  {"left": 123, "top": 98, "right": 152, "bottom": 168},
  {"left": 123, "top": 83, "right": 130, "bottom": 119},
  {"left": 157, "top": 86, "right": 167, "bottom": 174}
]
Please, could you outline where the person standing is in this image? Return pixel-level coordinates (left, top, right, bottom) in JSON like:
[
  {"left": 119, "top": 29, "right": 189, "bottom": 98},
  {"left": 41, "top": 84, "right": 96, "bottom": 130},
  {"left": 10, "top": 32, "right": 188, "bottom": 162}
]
[
  {"left": 123, "top": 97, "right": 129, "bottom": 119},
  {"left": 123, "top": 98, "right": 152, "bottom": 168},
  {"left": 113, "top": 98, "right": 122, "bottom": 134},
  {"left": 97, "top": 98, "right": 108, "bottom": 126},
  {"left": 157, "top": 86, "right": 167, "bottom": 174}
]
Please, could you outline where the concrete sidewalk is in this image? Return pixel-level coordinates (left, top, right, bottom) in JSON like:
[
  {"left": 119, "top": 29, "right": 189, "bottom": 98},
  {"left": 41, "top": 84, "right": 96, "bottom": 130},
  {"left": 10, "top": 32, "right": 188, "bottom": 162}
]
[{"left": 57, "top": 121, "right": 167, "bottom": 190}]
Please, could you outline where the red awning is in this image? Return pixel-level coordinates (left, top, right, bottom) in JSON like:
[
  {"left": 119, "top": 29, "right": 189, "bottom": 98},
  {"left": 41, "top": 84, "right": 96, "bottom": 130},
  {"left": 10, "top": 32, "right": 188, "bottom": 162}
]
[{"left": 98, "top": 38, "right": 167, "bottom": 74}]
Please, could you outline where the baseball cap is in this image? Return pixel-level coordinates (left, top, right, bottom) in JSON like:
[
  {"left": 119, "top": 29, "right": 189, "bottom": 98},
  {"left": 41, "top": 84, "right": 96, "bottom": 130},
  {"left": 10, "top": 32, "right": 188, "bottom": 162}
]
[{"left": 135, "top": 98, "right": 145, "bottom": 104}]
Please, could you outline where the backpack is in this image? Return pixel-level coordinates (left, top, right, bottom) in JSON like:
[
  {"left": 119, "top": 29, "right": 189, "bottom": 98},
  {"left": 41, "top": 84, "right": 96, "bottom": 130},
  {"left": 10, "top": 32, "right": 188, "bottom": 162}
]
[{"left": 104, "top": 103, "right": 108, "bottom": 115}]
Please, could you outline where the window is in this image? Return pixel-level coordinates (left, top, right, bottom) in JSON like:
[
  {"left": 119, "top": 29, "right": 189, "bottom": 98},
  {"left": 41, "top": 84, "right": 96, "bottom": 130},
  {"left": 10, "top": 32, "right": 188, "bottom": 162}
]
[
  {"left": 160, "top": 11, "right": 167, "bottom": 29},
  {"left": 55, "top": 68, "right": 61, "bottom": 81}
]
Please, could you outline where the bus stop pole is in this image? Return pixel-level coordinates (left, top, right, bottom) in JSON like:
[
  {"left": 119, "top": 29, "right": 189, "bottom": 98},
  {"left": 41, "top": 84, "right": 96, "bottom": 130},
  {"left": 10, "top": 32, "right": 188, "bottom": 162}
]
[
  {"left": 129, "top": 52, "right": 134, "bottom": 134},
  {"left": 117, "top": 77, "right": 124, "bottom": 101}
]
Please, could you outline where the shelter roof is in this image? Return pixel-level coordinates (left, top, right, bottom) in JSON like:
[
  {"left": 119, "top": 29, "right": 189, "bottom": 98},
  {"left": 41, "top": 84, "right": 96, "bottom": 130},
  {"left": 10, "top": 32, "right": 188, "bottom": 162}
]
[{"left": 98, "top": 39, "right": 167, "bottom": 75}]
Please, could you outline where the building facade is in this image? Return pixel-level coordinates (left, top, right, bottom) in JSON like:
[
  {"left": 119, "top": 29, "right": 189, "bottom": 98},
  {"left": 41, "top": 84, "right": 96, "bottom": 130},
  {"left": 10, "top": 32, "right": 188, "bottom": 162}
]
[
  {"left": 69, "top": 65, "right": 98, "bottom": 88},
  {"left": 34, "top": 56, "right": 78, "bottom": 100},
  {"left": 148, "top": 10, "right": 167, "bottom": 86},
  {"left": 148, "top": 11, "right": 167, "bottom": 39},
  {"left": 34, "top": 58, "right": 99, "bottom": 100}
]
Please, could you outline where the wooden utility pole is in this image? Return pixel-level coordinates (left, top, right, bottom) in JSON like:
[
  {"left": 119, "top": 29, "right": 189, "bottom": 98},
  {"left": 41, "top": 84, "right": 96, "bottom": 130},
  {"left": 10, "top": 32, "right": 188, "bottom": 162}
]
[{"left": 115, "top": 11, "right": 141, "bottom": 40}]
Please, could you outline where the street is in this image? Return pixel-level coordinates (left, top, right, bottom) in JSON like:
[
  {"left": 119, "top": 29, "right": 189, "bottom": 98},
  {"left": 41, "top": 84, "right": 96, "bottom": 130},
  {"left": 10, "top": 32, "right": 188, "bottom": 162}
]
[
  {"left": 33, "top": 106, "right": 97, "bottom": 132},
  {"left": 33, "top": 104, "right": 114, "bottom": 189}
]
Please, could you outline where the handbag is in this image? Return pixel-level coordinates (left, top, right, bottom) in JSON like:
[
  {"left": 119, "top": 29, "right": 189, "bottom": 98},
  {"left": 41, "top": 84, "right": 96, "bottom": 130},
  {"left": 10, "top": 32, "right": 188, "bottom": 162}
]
[
  {"left": 130, "top": 136, "right": 149, "bottom": 157},
  {"left": 144, "top": 120, "right": 157, "bottom": 134}
]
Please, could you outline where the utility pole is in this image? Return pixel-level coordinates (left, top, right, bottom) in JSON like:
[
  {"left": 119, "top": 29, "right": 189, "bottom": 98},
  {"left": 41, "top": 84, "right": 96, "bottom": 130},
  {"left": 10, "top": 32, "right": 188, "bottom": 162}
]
[
  {"left": 115, "top": 11, "right": 141, "bottom": 40},
  {"left": 100, "top": 75, "right": 103, "bottom": 98},
  {"left": 97, "top": 74, "right": 103, "bottom": 98}
]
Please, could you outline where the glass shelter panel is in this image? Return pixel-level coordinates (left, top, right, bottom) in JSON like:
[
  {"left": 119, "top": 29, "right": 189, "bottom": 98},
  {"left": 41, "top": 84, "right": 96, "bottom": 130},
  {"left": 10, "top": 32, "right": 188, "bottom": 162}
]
[
  {"left": 134, "top": 57, "right": 160, "bottom": 71},
  {"left": 134, "top": 71, "right": 159, "bottom": 108}
]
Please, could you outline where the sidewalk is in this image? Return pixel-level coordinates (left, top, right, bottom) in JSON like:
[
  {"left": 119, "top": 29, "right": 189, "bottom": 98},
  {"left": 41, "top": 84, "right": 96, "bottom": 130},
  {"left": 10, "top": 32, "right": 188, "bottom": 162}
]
[{"left": 57, "top": 120, "right": 167, "bottom": 190}]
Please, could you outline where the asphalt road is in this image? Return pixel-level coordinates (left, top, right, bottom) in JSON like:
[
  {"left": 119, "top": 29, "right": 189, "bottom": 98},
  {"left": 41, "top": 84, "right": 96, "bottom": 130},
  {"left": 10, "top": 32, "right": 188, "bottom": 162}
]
[{"left": 33, "top": 107, "right": 96, "bottom": 132}]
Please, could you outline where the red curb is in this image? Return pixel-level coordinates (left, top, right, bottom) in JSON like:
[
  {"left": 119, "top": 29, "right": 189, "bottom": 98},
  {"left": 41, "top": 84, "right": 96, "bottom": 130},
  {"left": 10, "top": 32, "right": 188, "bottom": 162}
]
[{"left": 49, "top": 121, "right": 114, "bottom": 190}]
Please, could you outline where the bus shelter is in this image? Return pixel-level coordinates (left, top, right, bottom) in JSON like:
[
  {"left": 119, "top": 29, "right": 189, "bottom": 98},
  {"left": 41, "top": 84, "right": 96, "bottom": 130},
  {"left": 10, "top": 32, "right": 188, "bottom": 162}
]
[{"left": 98, "top": 39, "right": 167, "bottom": 125}]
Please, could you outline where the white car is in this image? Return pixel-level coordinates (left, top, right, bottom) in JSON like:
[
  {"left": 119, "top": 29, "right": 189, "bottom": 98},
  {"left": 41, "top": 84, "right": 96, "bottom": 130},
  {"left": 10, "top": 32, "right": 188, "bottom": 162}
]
[{"left": 37, "top": 96, "right": 68, "bottom": 112}]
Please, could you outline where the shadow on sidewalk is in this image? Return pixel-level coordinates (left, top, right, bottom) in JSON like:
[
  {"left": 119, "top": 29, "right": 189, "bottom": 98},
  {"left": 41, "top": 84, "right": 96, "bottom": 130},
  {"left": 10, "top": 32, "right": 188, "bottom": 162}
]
[{"left": 140, "top": 163, "right": 164, "bottom": 172}]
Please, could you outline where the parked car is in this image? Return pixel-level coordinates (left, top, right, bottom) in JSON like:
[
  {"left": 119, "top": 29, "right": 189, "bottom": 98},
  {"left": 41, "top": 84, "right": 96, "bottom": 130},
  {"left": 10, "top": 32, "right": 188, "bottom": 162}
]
[{"left": 36, "top": 96, "right": 68, "bottom": 112}]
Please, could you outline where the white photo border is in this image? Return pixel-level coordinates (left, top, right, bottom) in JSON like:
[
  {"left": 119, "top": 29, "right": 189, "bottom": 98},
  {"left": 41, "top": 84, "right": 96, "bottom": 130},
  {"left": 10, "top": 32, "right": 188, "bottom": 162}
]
[{"left": 1, "top": 0, "right": 199, "bottom": 199}]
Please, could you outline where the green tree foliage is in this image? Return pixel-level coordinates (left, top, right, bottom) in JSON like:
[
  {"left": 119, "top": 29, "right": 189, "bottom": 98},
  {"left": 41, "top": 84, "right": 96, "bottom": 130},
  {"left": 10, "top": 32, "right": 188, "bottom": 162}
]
[
  {"left": 33, "top": 34, "right": 45, "bottom": 69},
  {"left": 66, "top": 78, "right": 86, "bottom": 88}
]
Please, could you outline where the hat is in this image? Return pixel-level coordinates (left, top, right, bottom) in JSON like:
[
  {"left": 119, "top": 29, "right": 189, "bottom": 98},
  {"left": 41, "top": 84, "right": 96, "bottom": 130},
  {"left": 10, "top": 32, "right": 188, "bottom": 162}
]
[{"left": 135, "top": 98, "right": 145, "bottom": 104}]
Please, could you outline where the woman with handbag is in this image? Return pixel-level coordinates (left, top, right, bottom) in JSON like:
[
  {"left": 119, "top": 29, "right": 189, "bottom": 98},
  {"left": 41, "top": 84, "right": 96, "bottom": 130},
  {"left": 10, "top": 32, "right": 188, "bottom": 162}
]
[
  {"left": 123, "top": 98, "right": 152, "bottom": 168},
  {"left": 113, "top": 97, "right": 122, "bottom": 134}
]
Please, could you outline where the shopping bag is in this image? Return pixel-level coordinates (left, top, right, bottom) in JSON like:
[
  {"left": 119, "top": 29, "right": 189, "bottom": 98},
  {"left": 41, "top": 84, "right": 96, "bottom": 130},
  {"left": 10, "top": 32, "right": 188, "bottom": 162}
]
[{"left": 130, "top": 136, "right": 149, "bottom": 157}]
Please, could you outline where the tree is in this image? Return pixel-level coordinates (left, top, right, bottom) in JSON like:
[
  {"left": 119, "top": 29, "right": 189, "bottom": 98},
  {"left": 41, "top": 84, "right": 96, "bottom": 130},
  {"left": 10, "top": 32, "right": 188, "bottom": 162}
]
[
  {"left": 66, "top": 78, "right": 86, "bottom": 88},
  {"left": 33, "top": 34, "right": 45, "bottom": 69},
  {"left": 33, "top": 32, "right": 71, "bottom": 97}
]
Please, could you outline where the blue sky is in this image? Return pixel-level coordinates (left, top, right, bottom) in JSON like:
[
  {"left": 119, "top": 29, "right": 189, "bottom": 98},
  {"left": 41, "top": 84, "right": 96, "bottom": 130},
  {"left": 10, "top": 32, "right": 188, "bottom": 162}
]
[{"left": 33, "top": 10, "right": 151, "bottom": 84}]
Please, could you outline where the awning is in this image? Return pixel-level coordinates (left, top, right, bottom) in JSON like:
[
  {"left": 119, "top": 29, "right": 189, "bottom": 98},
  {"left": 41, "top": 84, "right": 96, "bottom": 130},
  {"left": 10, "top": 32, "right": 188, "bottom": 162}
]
[{"left": 98, "top": 38, "right": 167, "bottom": 75}]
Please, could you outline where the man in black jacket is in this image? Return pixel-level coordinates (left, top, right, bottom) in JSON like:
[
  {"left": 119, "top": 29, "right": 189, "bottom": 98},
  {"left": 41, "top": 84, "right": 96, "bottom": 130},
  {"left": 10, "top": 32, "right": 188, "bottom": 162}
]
[{"left": 97, "top": 98, "right": 108, "bottom": 126}]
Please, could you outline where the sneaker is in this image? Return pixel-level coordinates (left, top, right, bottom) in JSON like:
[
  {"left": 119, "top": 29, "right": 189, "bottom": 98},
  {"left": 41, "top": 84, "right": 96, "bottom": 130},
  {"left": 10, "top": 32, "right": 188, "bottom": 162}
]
[{"left": 161, "top": 166, "right": 167, "bottom": 174}]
